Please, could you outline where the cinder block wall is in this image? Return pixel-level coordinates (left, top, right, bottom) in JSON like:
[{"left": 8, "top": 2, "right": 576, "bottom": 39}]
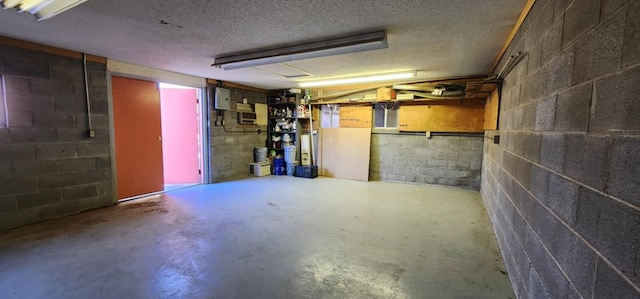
[
  {"left": 370, "top": 134, "right": 483, "bottom": 189},
  {"left": 0, "top": 44, "right": 113, "bottom": 230},
  {"left": 210, "top": 86, "right": 267, "bottom": 182},
  {"left": 482, "top": 0, "right": 640, "bottom": 298}
]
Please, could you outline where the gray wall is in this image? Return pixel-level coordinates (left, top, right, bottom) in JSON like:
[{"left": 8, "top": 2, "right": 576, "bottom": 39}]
[
  {"left": 482, "top": 0, "right": 640, "bottom": 298},
  {"left": 370, "top": 134, "right": 483, "bottom": 189},
  {"left": 209, "top": 86, "right": 268, "bottom": 182},
  {"left": 0, "top": 44, "right": 113, "bottom": 230}
]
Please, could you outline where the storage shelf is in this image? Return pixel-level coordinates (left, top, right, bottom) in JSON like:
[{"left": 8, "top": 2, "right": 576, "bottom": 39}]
[
  {"left": 269, "top": 102, "right": 297, "bottom": 105},
  {"left": 269, "top": 116, "right": 296, "bottom": 120},
  {"left": 267, "top": 92, "right": 308, "bottom": 157}
]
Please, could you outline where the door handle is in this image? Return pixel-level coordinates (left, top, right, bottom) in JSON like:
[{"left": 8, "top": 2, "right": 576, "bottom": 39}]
[{"left": 158, "top": 136, "right": 162, "bottom": 141}]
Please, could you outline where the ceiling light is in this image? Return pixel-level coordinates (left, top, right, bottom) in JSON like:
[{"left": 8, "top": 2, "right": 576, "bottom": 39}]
[
  {"left": 298, "top": 72, "right": 417, "bottom": 88},
  {"left": 1, "top": 0, "right": 88, "bottom": 21},
  {"left": 212, "top": 31, "right": 388, "bottom": 70}
]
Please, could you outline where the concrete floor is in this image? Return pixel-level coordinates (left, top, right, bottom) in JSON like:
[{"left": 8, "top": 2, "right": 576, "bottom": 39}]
[
  {"left": 0, "top": 177, "right": 514, "bottom": 299},
  {"left": 163, "top": 183, "right": 199, "bottom": 193}
]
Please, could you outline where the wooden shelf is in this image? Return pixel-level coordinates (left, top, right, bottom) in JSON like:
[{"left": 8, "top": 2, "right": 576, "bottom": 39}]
[
  {"left": 269, "top": 116, "right": 296, "bottom": 120},
  {"left": 465, "top": 80, "right": 500, "bottom": 99},
  {"left": 268, "top": 101, "right": 297, "bottom": 106}
]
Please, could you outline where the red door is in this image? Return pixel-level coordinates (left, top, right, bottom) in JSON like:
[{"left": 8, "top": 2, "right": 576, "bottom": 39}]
[{"left": 112, "top": 76, "right": 164, "bottom": 199}]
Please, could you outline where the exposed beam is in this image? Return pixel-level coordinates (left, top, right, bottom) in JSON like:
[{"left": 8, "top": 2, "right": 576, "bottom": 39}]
[
  {"left": 312, "top": 76, "right": 486, "bottom": 102},
  {"left": 392, "top": 84, "right": 433, "bottom": 91}
]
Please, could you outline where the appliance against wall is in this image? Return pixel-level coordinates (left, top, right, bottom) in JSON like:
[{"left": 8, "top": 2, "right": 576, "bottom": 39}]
[
  {"left": 237, "top": 111, "right": 257, "bottom": 125},
  {"left": 213, "top": 87, "right": 230, "bottom": 110},
  {"left": 249, "top": 162, "right": 270, "bottom": 176}
]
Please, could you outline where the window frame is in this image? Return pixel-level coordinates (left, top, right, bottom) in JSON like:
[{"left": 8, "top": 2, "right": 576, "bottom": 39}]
[
  {"left": 321, "top": 104, "right": 340, "bottom": 128},
  {"left": 373, "top": 102, "right": 399, "bottom": 131}
]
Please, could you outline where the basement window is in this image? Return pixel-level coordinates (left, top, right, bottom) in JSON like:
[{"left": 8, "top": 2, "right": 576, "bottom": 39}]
[
  {"left": 321, "top": 104, "right": 340, "bottom": 128},
  {"left": 0, "top": 75, "right": 6, "bottom": 127},
  {"left": 374, "top": 103, "right": 398, "bottom": 129}
]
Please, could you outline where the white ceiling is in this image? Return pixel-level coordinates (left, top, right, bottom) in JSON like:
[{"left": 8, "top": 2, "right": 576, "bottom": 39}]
[{"left": 0, "top": 0, "right": 526, "bottom": 90}]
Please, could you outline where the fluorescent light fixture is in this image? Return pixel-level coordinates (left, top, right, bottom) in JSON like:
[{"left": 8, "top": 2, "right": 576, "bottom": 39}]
[
  {"left": 212, "top": 31, "right": 388, "bottom": 70},
  {"left": 299, "top": 72, "right": 417, "bottom": 88},
  {"left": 1, "top": 0, "right": 88, "bottom": 21}
]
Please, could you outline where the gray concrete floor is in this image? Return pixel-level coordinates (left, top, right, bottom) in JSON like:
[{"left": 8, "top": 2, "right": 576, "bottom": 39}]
[
  {"left": 0, "top": 177, "right": 514, "bottom": 299},
  {"left": 164, "top": 183, "right": 199, "bottom": 193}
]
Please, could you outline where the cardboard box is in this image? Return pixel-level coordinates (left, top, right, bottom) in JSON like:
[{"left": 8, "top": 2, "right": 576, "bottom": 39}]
[{"left": 376, "top": 87, "right": 396, "bottom": 100}]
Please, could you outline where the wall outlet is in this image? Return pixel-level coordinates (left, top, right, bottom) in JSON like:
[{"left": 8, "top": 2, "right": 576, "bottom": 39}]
[
  {"left": 221, "top": 120, "right": 226, "bottom": 126},
  {"left": 88, "top": 129, "right": 96, "bottom": 138},
  {"left": 214, "top": 120, "right": 220, "bottom": 126}
]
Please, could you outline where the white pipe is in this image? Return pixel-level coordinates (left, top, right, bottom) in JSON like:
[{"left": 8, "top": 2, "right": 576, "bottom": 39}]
[{"left": 496, "top": 51, "right": 521, "bottom": 79}]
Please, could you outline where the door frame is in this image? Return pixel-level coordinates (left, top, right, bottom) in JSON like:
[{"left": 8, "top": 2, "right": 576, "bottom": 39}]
[{"left": 106, "top": 72, "right": 211, "bottom": 203}]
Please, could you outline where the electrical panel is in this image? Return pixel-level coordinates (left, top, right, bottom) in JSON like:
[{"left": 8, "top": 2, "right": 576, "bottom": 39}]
[{"left": 213, "top": 87, "right": 231, "bottom": 110}]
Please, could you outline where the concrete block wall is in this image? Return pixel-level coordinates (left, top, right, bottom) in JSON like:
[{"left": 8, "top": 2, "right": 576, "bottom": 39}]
[
  {"left": 0, "top": 44, "right": 113, "bottom": 231},
  {"left": 481, "top": 0, "right": 640, "bottom": 298},
  {"left": 370, "top": 134, "right": 483, "bottom": 189},
  {"left": 210, "top": 86, "right": 268, "bottom": 182}
]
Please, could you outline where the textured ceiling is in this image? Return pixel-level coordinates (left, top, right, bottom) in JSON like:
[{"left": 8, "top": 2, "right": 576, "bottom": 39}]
[{"left": 0, "top": 0, "right": 526, "bottom": 90}]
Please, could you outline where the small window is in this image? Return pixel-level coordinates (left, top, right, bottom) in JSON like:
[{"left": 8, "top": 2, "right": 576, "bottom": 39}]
[
  {"left": 374, "top": 103, "right": 398, "bottom": 128},
  {"left": 0, "top": 75, "right": 7, "bottom": 128},
  {"left": 321, "top": 104, "right": 340, "bottom": 128}
]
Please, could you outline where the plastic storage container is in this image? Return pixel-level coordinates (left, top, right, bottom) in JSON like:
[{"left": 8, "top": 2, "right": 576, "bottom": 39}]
[
  {"left": 284, "top": 145, "right": 297, "bottom": 163},
  {"left": 273, "top": 157, "right": 286, "bottom": 175},
  {"left": 295, "top": 165, "right": 318, "bottom": 178},
  {"left": 286, "top": 162, "right": 299, "bottom": 176},
  {"left": 253, "top": 147, "right": 268, "bottom": 162}
]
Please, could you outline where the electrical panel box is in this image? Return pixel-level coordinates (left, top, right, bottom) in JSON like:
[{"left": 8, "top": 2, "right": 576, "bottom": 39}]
[{"left": 214, "top": 87, "right": 231, "bottom": 110}]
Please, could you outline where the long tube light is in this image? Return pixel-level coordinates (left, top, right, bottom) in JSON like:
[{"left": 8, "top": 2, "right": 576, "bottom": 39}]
[
  {"left": 1, "top": 0, "right": 88, "bottom": 21},
  {"left": 299, "top": 72, "right": 416, "bottom": 88},
  {"left": 212, "top": 31, "right": 388, "bottom": 70}
]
